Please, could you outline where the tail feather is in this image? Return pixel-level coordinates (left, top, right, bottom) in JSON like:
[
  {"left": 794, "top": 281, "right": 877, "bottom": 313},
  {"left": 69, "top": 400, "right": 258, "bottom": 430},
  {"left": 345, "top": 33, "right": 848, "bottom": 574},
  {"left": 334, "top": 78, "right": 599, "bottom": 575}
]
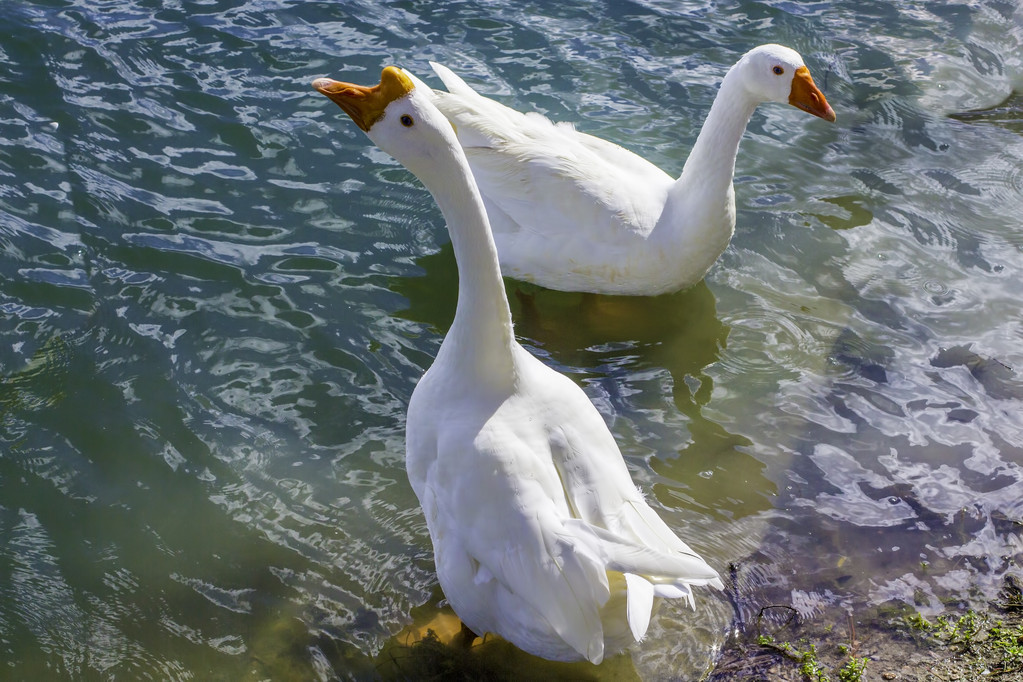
[
  {"left": 623, "top": 572, "right": 654, "bottom": 642},
  {"left": 562, "top": 518, "right": 720, "bottom": 585},
  {"left": 654, "top": 582, "right": 696, "bottom": 609},
  {"left": 429, "top": 61, "right": 482, "bottom": 99},
  {"left": 425, "top": 62, "right": 541, "bottom": 149}
]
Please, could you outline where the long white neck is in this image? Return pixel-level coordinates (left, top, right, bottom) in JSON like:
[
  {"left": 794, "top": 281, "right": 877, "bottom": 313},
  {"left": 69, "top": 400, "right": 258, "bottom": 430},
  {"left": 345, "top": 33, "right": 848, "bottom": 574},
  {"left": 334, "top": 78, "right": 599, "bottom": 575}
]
[
  {"left": 412, "top": 135, "right": 518, "bottom": 386},
  {"left": 656, "top": 63, "right": 758, "bottom": 248}
]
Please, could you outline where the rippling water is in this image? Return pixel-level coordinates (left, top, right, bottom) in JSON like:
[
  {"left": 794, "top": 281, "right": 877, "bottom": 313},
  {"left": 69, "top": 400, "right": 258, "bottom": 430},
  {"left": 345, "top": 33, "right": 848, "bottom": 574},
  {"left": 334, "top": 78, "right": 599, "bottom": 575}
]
[{"left": 1, "top": 1, "right": 1021, "bottom": 679}]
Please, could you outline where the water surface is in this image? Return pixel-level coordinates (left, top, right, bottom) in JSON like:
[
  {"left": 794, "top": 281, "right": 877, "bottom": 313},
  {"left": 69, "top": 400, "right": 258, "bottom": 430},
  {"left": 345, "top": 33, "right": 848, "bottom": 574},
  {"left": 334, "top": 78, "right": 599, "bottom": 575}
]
[{"left": 1, "top": 1, "right": 1021, "bottom": 679}]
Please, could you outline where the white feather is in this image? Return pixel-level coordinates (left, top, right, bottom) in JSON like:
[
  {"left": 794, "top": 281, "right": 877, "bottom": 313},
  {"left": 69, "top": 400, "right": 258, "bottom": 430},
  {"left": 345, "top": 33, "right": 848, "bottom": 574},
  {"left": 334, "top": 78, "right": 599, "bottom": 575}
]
[
  {"left": 624, "top": 573, "right": 655, "bottom": 642},
  {"left": 322, "top": 69, "right": 723, "bottom": 665},
  {"left": 418, "top": 45, "right": 835, "bottom": 295}
]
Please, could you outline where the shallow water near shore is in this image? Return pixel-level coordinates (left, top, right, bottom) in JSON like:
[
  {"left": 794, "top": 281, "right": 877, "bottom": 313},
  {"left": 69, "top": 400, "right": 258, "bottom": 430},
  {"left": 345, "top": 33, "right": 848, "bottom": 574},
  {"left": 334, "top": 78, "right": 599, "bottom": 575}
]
[{"left": 1, "top": 1, "right": 1021, "bottom": 679}]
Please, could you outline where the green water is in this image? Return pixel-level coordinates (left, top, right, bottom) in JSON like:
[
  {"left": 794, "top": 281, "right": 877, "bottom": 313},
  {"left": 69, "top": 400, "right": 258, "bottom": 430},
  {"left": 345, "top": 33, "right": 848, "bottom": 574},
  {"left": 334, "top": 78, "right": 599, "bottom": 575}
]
[{"left": 1, "top": 1, "right": 1021, "bottom": 679}]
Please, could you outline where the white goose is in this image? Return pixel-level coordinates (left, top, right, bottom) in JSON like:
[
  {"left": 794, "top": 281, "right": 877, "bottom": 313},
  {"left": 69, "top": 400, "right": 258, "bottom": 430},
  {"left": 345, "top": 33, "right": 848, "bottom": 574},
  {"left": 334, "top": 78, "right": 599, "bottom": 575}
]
[
  {"left": 410, "top": 45, "right": 836, "bottom": 296},
  {"left": 313, "top": 67, "right": 722, "bottom": 664}
]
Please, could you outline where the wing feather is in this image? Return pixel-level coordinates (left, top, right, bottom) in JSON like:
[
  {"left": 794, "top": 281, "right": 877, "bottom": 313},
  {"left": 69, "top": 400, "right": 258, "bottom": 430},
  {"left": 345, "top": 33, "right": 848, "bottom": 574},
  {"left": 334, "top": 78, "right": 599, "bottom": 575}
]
[{"left": 424, "top": 62, "right": 673, "bottom": 248}]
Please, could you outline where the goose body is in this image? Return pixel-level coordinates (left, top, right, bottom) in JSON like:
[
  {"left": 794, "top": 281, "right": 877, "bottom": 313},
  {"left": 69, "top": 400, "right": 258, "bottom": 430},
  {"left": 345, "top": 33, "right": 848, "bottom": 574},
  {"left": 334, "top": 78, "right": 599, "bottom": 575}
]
[
  {"left": 314, "top": 67, "right": 722, "bottom": 664},
  {"left": 414, "top": 45, "right": 835, "bottom": 295}
]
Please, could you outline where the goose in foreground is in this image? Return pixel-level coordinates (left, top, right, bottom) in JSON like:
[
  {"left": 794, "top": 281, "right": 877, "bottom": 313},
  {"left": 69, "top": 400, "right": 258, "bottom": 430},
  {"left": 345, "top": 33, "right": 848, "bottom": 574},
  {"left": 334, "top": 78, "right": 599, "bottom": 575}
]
[
  {"left": 313, "top": 67, "right": 722, "bottom": 664},
  {"left": 410, "top": 45, "right": 836, "bottom": 296}
]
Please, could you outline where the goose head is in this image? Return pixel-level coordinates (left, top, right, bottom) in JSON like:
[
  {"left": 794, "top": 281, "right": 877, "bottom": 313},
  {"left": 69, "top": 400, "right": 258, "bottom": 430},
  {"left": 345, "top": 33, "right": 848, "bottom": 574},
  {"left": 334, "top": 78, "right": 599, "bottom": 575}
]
[
  {"left": 313, "top": 67, "right": 460, "bottom": 179},
  {"left": 736, "top": 44, "right": 836, "bottom": 122}
]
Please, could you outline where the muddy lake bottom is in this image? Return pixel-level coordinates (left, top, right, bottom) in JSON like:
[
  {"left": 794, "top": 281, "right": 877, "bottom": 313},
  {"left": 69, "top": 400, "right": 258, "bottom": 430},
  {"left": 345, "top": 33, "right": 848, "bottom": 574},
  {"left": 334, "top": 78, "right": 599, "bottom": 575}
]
[
  {"left": 710, "top": 575, "right": 1023, "bottom": 681},
  {"left": 367, "top": 575, "right": 1023, "bottom": 681}
]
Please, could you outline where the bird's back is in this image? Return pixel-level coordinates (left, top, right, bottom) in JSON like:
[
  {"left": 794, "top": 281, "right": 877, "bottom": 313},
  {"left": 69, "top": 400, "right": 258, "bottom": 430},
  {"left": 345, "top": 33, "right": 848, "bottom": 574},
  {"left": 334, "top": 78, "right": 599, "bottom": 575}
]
[
  {"left": 405, "top": 345, "right": 720, "bottom": 663},
  {"left": 425, "top": 63, "right": 678, "bottom": 293}
]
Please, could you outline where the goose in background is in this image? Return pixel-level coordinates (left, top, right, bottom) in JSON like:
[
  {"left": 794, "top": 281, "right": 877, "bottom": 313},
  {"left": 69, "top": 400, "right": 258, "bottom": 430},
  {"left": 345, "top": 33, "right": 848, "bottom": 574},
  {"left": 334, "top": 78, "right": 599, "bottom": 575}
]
[{"left": 410, "top": 44, "right": 836, "bottom": 296}]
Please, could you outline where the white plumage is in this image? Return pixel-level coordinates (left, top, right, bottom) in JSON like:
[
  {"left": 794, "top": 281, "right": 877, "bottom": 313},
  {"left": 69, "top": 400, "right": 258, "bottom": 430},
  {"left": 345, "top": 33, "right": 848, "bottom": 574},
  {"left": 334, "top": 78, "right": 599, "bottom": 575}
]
[
  {"left": 314, "top": 66, "right": 722, "bottom": 664},
  {"left": 410, "top": 44, "right": 836, "bottom": 295}
]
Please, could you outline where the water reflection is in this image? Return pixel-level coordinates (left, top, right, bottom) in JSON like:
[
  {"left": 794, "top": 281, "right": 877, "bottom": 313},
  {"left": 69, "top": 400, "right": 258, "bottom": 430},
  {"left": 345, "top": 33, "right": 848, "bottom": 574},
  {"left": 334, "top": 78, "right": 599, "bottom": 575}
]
[
  {"left": 952, "top": 91, "right": 1023, "bottom": 134},
  {"left": 2, "top": 0, "right": 1023, "bottom": 679}
]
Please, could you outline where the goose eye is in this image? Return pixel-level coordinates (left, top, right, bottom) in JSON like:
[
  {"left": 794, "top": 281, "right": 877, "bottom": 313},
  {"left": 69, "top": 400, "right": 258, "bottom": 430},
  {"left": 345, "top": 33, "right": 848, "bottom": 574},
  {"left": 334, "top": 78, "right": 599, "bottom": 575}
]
[
  {"left": 772, "top": 66, "right": 784, "bottom": 75},
  {"left": 400, "top": 114, "right": 414, "bottom": 127}
]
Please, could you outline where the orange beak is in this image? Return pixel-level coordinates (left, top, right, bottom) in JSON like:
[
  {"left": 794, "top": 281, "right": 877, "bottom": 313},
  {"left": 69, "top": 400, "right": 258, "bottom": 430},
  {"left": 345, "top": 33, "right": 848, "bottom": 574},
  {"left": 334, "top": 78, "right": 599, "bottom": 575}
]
[
  {"left": 788, "top": 66, "right": 836, "bottom": 122},
  {"left": 312, "top": 66, "right": 414, "bottom": 132}
]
